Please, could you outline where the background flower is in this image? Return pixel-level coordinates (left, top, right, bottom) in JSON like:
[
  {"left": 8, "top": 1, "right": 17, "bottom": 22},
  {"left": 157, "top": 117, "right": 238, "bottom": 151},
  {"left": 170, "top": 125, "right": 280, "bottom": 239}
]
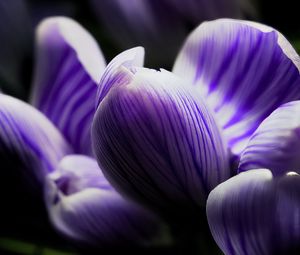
[
  {"left": 89, "top": 0, "right": 256, "bottom": 67},
  {"left": 45, "top": 155, "right": 163, "bottom": 246}
]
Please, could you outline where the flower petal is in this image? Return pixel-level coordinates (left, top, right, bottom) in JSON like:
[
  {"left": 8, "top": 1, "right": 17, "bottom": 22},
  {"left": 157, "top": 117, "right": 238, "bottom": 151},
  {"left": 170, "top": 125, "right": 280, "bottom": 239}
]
[
  {"left": 45, "top": 155, "right": 162, "bottom": 245},
  {"left": 92, "top": 67, "right": 230, "bottom": 214},
  {"left": 173, "top": 19, "right": 300, "bottom": 155},
  {"left": 207, "top": 169, "right": 300, "bottom": 255},
  {"left": 239, "top": 101, "right": 300, "bottom": 176},
  {"left": 31, "top": 17, "right": 106, "bottom": 155},
  {"left": 96, "top": 47, "right": 144, "bottom": 108},
  {"left": 0, "top": 94, "right": 71, "bottom": 185}
]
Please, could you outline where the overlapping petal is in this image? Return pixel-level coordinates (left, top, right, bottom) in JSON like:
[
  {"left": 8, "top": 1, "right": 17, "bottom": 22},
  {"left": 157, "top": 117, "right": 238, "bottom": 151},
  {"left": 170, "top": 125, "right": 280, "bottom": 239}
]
[
  {"left": 207, "top": 169, "right": 300, "bottom": 255},
  {"left": 31, "top": 17, "right": 106, "bottom": 155},
  {"left": 239, "top": 101, "right": 300, "bottom": 175},
  {"left": 173, "top": 19, "right": 300, "bottom": 155},
  {"left": 0, "top": 94, "right": 71, "bottom": 185},
  {"left": 45, "top": 155, "right": 161, "bottom": 245},
  {"left": 96, "top": 47, "right": 144, "bottom": 107},
  {"left": 92, "top": 64, "right": 230, "bottom": 213}
]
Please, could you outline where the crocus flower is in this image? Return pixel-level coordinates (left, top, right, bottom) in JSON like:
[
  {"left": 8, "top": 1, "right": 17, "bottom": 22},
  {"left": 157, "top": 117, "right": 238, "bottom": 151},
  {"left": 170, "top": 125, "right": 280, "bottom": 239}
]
[
  {"left": 0, "top": 16, "right": 162, "bottom": 246},
  {"left": 91, "top": 19, "right": 300, "bottom": 219},
  {"left": 89, "top": 0, "right": 255, "bottom": 66},
  {"left": 207, "top": 101, "right": 300, "bottom": 255}
]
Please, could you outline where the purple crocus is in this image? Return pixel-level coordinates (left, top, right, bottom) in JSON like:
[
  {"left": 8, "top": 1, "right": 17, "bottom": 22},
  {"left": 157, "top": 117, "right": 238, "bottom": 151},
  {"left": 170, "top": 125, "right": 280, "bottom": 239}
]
[
  {"left": 207, "top": 101, "right": 300, "bottom": 255},
  {"left": 0, "top": 16, "right": 162, "bottom": 246},
  {"left": 91, "top": 19, "right": 300, "bottom": 220}
]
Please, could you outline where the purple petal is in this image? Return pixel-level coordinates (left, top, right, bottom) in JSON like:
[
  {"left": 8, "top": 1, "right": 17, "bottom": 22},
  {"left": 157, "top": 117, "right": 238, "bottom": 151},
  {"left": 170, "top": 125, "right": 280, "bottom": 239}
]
[
  {"left": 96, "top": 47, "right": 144, "bottom": 108},
  {"left": 45, "top": 155, "right": 162, "bottom": 245},
  {"left": 207, "top": 169, "right": 300, "bottom": 255},
  {"left": 173, "top": 19, "right": 300, "bottom": 155},
  {"left": 31, "top": 17, "right": 106, "bottom": 155},
  {"left": 0, "top": 94, "right": 71, "bottom": 185},
  {"left": 92, "top": 67, "right": 230, "bottom": 213},
  {"left": 239, "top": 101, "right": 300, "bottom": 176}
]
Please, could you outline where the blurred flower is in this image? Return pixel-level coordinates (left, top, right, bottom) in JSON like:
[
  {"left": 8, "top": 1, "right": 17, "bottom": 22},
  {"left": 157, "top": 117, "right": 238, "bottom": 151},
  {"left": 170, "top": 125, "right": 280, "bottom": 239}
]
[
  {"left": 46, "top": 155, "right": 160, "bottom": 246},
  {"left": 207, "top": 101, "right": 300, "bottom": 254},
  {"left": 0, "top": 16, "right": 163, "bottom": 246},
  {"left": 0, "top": 0, "right": 76, "bottom": 98},
  {"left": 91, "top": 19, "right": 300, "bottom": 219},
  {"left": 89, "top": 0, "right": 256, "bottom": 67}
]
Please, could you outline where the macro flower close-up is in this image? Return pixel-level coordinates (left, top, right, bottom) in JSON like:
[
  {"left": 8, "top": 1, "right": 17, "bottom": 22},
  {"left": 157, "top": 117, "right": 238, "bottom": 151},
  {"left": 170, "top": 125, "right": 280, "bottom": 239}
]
[{"left": 1, "top": 1, "right": 300, "bottom": 255}]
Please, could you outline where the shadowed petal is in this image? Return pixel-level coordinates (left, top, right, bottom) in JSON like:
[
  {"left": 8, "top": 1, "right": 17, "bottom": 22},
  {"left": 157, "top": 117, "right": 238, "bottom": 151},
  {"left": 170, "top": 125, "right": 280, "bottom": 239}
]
[
  {"left": 0, "top": 94, "right": 71, "bottom": 185},
  {"left": 173, "top": 19, "right": 300, "bottom": 155},
  {"left": 46, "top": 155, "right": 162, "bottom": 245},
  {"left": 207, "top": 169, "right": 300, "bottom": 255},
  {"left": 239, "top": 101, "right": 300, "bottom": 176},
  {"left": 31, "top": 17, "right": 106, "bottom": 155},
  {"left": 92, "top": 66, "right": 230, "bottom": 214}
]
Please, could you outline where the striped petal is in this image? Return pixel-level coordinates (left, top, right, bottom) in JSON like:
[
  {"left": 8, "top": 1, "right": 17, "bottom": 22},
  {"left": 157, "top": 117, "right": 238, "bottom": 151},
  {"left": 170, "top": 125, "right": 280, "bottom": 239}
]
[
  {"left": 173, "top": 19, "right": 300, "bottom": 155},
  {"left": 31, "top": 17, "right": 106, "bottom": 155},
  {"left": 207, "top": 169, "right": 300, "bottom": 255},
  {"left": 96, "top": 47, "right": 144, "bottom": 108},
  {"left": 0, "top": 94, "right": 71, "bottom": 186},
  {"left": 45, "top": 155, "right": 162, "bottom": 246},
  {"left": 92, "top": 66, "right": 230, "bottom": 214},
  {"left": 239, "top": 101, "right": 300, "bottom": 176}
]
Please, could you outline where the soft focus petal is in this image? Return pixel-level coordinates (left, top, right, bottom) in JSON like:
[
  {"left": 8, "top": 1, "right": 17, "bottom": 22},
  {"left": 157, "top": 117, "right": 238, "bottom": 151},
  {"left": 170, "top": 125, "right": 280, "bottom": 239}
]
[
  {"left": 239, "top": 101, "right": 300, "bottom": 175},
  {"left": 46, "top": 155, "right": 162, "bottom": 245},
  {"left": 173, "top": 19, "right": 300, "bottom": 155},
  {"left": 0, "top": 0, "right": 32, "bottom": 97},
  {"left": 92, "top": 66, "right": 230, "bottom": 215},
  {"left": 207, "top": 169, "right": 300, "bottom": 255},
  {"left": 0, "top": 94, "right": 71, "bottom": 185},
  {"left": 31, "top": 17, "right": 106, "bottom": 155},
  {"left": 89, "top": 0, "right": 186, "bottom": 66},
  {"left": 90, "top": 0, "right": 254, "bottom": 66},
  {"left": 96, "top": 47, "right": 144, "bottom": 108}
]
